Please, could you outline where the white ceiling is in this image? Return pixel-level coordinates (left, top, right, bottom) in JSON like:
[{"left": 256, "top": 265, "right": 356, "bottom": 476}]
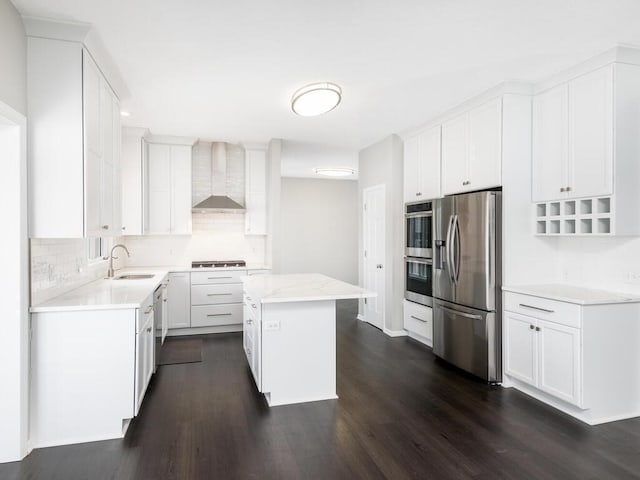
[{"left": 11, "top": 0, "right": 640, "bottom": 175}]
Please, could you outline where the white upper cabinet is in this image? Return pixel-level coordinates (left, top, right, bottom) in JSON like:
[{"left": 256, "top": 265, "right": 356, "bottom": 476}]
[
  {"left": 532, "top": 84, "right": 569, "bottom": 202},
  {"left": 245, "top": 147, "right": 267, "bottom": 235},
  {"left": 441, "top": 98, "right": 502, "bottom": 195},
  {"left": 403, "top": 126, "right": 441, "bottom": 202},
  {"left": 28, "top": 38, "right": 121, "bottom": 238},
  {"left": 145, "top": 143, "right": 192, "bottom": 235},
  {"left": 532, "top": 65, "right": 613, "bottom": 202},
  {"left": 121, "top": 129, "right": 149, "bottom": 236}
]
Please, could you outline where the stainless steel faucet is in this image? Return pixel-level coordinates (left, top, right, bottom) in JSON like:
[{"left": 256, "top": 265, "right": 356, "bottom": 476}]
[{"left": 107, "top": 244, "right": 131, "bottom": 278}]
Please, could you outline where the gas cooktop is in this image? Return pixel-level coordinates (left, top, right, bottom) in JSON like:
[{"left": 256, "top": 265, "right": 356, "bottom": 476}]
[{"left": 191, "top": 260, "right": 247, "bottom": 268}]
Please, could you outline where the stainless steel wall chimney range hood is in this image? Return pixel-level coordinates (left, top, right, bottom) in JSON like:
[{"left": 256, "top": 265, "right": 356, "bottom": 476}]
[{"left": 192, "top": 142, "right": 246, "bottom": 213}]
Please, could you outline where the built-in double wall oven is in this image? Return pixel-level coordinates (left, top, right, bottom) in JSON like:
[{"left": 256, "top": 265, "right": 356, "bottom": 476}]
[{"left": 405, "top": 201, "right": 433, "bottom": 307}]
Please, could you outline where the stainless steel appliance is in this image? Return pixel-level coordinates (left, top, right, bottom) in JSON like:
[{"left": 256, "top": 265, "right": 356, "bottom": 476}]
[
  {"left": 153, "top": 285, "right": 163, "bottom": 372},
  {"left": 192, "top": 260, "right": 246, "bottom": 268},
  {"left": 405, "top": 257, "right": 433, "bottom": 306},
  {"left": 432, "top": 190, "right": 502, "bottom": 383},
  {"left": 405, "top": 201, "right": 433, "bottom": 258}
]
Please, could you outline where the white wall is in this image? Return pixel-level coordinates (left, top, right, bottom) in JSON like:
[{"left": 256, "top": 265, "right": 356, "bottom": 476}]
[
  {"left": 0, "top": 0, "right": 28, "bottom": 463},
  {"left": 0, "top": 0, "right": 26, "bottom": 115},
  {"left": 277, "top": 178, "right": 358, "bottom": 283},
  {"left": 358, "top": 134, "right": 404, "bottom": 334}
]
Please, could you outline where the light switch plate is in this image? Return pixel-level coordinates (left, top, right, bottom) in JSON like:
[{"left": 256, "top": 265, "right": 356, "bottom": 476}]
[{"left": 264, "top": 320, "right": 280, "bottom": 331}]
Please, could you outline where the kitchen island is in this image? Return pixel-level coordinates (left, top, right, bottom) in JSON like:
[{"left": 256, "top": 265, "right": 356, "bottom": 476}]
[{"left": 242, "top": 274, "right": 375, "bottom": 406}]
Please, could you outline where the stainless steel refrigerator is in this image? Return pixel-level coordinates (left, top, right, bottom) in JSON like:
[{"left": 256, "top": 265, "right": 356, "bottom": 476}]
[{"left": 432, "top": 190, "right": 502, "bottom": 383}]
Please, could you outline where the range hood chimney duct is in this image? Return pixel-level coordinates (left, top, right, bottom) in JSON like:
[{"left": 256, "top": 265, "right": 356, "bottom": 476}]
[{"left": 192, "top": 142, "right": 246, "bottom": 213}]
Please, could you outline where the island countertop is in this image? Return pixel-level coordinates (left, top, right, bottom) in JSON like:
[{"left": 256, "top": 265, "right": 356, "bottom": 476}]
[{"left": 242, "top": 273, "right": 375, "bottom": 304}]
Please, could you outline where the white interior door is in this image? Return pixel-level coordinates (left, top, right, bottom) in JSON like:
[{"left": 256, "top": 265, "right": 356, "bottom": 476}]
[{"left": 363, "top": 185, "right": 385, "bottom": 330}]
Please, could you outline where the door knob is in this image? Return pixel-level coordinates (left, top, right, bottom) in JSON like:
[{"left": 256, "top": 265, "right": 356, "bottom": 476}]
[{"left": 376, "top": 264, "right": 383, "bottom": 269}]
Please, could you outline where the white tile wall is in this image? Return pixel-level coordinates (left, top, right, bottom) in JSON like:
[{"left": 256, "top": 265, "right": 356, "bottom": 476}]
[
  {"left": 30, "top": 238, "right": 126, "bottom": 305},
  {"left": 123, "top": 212, "right": 266, "bottom": 267},
  {"left": 555, "top": 236, "right": 640, "bottom": 295}
]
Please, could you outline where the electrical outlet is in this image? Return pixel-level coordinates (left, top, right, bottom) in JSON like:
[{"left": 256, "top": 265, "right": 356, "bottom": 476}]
[{"left": 626, "top": 272, "right": 640, "bottom": 283}]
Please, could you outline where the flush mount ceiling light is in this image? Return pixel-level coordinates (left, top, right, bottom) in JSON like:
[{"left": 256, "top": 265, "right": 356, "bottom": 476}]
[
  {"left": 291, "top": 82, "right": 342, "bottom": 116},
  {"left": 120, "top": 111, "right": 131, "bottom": 117},
  {"left": 314, "top": 168, "right": 354, "bottom": 177}
]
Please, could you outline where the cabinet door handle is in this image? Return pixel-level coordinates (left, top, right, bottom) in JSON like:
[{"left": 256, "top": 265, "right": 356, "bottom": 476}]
[
  {"left": 246, "top": 319, "right": 253, "bottom": 325},
  {"left": 462, "top": 180, "right": 470, "bottom": 186},
  {"left": 163, "top": 299, "right": 167, "bottom": 302},
  {"left": 144, "top": 306, "right": 153, "bottom": 314},
  {"left": 207, "top": 313, "right": 232, "bottom": 317},
  {"left": 251, "top": 304, "right": 257, "bottom": 308},
  {"left": 410, "top": 315, "right": 427, "bottom": 323},
  {"left": 102, "top": 225, "right": 109, "bottom": 230},
  {"left": 147, "top": 327, "right": 152, "bottom": 333},
  {"left": 535, "top": 326, "right": 541, "bottom": 332},
  {"left": 519, "top": 303, "right": 554, "bottom": 313},
  {"left": 207, "top": 293, "right": 232, "bottom": 296},
  {"left": 565, "top": 186, "right": 571, "bottom": 192},
  {"left": 529, "top": 324, "right": 535, "bottom": 330}
]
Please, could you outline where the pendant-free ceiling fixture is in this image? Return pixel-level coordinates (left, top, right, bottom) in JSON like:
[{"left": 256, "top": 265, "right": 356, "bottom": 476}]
[
  {"left": 314, "top": 168, "right": 354, "bottom": 177},
  {"left": 291, "top": 82, "right": 342, "bottom": 116}
]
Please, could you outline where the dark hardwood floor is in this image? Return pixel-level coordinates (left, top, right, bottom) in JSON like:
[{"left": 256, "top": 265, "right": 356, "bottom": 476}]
[{"left": 3, "top": 300, "right": 640, "bottom": 479}]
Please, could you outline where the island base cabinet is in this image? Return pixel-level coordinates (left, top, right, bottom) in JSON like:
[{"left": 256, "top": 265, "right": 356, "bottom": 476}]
[
  {"left": 256, "top": 300, "right": 338, "bottom": 407},
  {"left": 30, "top": 309, "right": 136, "bottom": 448}
]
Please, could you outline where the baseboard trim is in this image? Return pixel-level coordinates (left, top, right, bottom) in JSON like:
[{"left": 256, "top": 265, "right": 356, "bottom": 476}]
[
  {"left": 356, "top": 314, "right": 365, "bottom": 322},
  {"left": 383, "top": 328, "right": 408, "bottom": 338},
  {"left": 167, "top": 325, "right": 242, "bottom": 337}
]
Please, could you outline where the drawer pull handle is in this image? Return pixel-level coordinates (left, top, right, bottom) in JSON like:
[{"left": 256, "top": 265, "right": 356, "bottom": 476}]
[
  {"left": 207, "top": 293, "right": 232, "bottom": 296},
  {"left": 410, "top": 315, "right": 427, "bottom": 323},
  {"left": 246, "top": 319, "right": 253, "bottom": 325},
  {"left": 519, "top": 303, "right": 554, "bottom": 313},
  {"left": 207, "top": 313, "right": 232, "bottom": 317},
  {"left": 251, "top": 304, "right": 257, "bottom": 308},
  {"left": 441, "top": 305, "right": 482, "bottom": 320},
  {"left": 208, "top": 276, "right": 233, "bottom": 279}
]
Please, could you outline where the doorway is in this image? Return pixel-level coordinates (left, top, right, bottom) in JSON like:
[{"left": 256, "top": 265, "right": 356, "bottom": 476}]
[
  {"left": 362, "top": 184, "right": 385, "bottom": 330},
  {"left": 0, "top": 101, "right": 29, "bottom": 463}
]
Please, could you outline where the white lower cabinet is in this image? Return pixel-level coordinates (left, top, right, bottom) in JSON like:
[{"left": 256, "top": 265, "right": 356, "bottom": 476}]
[
  {"left": 504, "top": 311, "right": 581, "bottom": 407},
  {"left": 167, "top": 272, "right": 191, "bottom": 329},
  {"left": 243, "top": 293, "right": 262, "bottom": 388},
  {"left": 503, "top": 290, "right": 640, "bottom": 425},
  {"left": 135, "top": 294, "right": 155, "bottom": 414},
  {"left": 403, "top": 300, "right": 433, "bottom": 346}
]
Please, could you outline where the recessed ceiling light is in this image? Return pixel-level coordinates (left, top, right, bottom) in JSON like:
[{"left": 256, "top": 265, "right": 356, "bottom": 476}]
[
  {"left": 120, "top": 111, "right": 131, "bottom": 117},
  {"left": 291, "top": 82, "right": 342, "bottom": 117},
  {"left": 314, "top": 168, "right": 354, "bottom": 177}
]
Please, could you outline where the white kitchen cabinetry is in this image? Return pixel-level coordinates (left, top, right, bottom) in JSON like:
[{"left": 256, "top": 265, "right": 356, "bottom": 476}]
[
  {"left": 121, "top": 128, "right": 149, "bottom": 235},
  {"left": 190, "top": 270, "right": 244, "bottom": 328},
  {"left": 243, "top": 292, "right": 262, "bottom": 388},
  {"left": 28, "top": 38, "right": 121, "bottom": 238},
  {"left": 503, "top": 288, "right": 640, "bottom": 425},
  {"left": 441, "top": 98, "right": 502, "bottom": 195},
  {"left": 135, "top": 294, "right": 155, "bottom": 414},
  {"left": 532, "top": 66, "right": 613, "bottom": 202},
  {"left": 403, "top": 126, "right": 441, "bottom": 202},
  {"left": 245, "top": 147, "right": 267, "bottom": 235},
  {"left": 145, "top": 143, "right": 192, "bottom": 235},
  {"left": 403, "top": 299, "right": 433, "bottom": 346},
  {"left": 167, "top": 272, "right": 191, "bottom": 329},
  {"left": 532, "top": 62, "right": 640, "bottom": 235}
]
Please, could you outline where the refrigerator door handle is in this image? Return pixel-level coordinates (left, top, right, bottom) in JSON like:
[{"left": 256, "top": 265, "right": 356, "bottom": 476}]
[
  {"left": 445, "top": 215, "right": 455, "bottom": 283},
  {"left": 440, "top": 305, "right": 483, "bottom": 320},
  {"left": 450, "top": 214, "right": 461, "bottom": 285}
]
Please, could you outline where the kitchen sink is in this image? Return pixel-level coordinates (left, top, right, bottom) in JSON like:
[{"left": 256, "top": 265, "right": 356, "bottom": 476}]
[{"left": 113, "top": 274, "right": 155, "bottom": 280}]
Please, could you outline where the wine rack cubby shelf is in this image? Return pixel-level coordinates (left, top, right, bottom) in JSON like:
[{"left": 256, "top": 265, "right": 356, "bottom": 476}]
[{"left": 534, "top": 197, "right": 613, "bottom": 236}]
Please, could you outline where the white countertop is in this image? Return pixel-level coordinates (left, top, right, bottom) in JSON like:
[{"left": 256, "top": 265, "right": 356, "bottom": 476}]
[
  {"left": 31, "top": 269, "right": 170, "bottom": 313},
  {"left": 242, "top": 273, "right": 376, "bottom": 304},
  {"left": 502, "top": 284, "right": 640, "bottom": 305}
]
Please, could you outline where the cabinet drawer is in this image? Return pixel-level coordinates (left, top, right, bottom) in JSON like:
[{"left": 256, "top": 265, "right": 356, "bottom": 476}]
[
  {"left": 504, "top": 292, "right": 581, "bottom": 328},
  {"left": 403, "top": 300, "right": 433, "bottom": 340},
  {"left": 191, "top": 270, "right": 246, "bottom": 285},
  {"left": 244, "top": 294, "right": 261, "bottom": 320},
  {"left": 191, "top": 283, "right": 242, "bottom": 305},
  {"left": 191, "top": 304, "right": 242, "bottom": 327}
]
